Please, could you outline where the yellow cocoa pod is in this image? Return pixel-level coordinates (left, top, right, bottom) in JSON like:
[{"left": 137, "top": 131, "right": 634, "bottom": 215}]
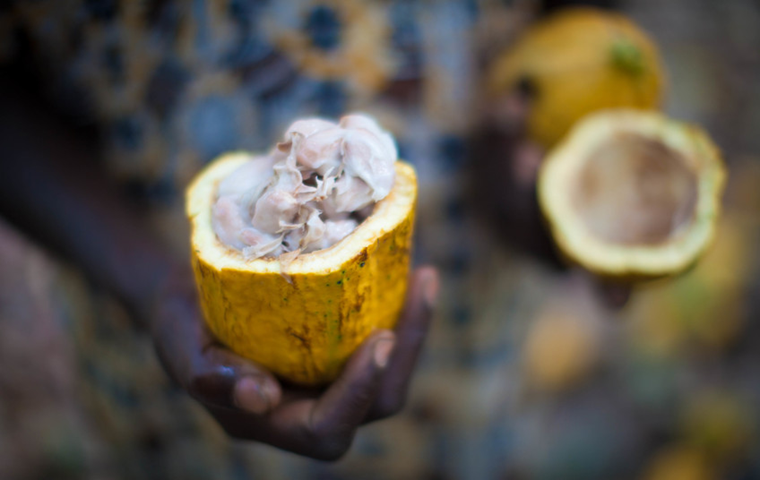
[
  {"left": 538, "top": 109, "right": 726, "bottom": 281},
  {"left": 186, "top": 153, "right": 417, "bottom": 386},
  {"left": 488, "top": 7, "right": 666, "bottom": 148}
]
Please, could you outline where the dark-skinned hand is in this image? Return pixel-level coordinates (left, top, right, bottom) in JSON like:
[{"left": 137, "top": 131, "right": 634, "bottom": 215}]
[
  {"left": 470, "top": 90, "right": 632, "bottom": 309},
  {"left": 0, "top": 67, "right": 441, "bottom": 461},
  {"left": 149, "top": 265, "right": 439, "bottom": 461}
]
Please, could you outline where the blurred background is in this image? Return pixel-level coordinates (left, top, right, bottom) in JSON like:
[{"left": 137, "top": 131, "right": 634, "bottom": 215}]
[{"left": 0, "top": 0, "right": 759, "bottom": 479}]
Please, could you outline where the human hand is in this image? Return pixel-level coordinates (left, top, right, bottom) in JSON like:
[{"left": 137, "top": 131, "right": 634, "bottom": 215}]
[
  {"left": 149, "top": 265, "right": 438, "bottom": 460},
  {"left": 471, "top": 90, "right": 632, "bottom": 309}
]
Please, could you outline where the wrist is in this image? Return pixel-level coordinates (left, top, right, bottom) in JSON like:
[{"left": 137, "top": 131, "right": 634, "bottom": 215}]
[{"left": 115, "top": 242, "right": 182, "bottom": 328}]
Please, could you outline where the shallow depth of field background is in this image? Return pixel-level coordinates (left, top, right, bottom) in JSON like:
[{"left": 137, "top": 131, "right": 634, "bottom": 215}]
[{"left": 0, "top": 1, "right": 759, "bottom": 479}]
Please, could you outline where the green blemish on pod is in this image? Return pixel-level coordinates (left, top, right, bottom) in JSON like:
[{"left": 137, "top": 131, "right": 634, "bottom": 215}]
[{"left": 611, "top": 37, "right": 644, "bottom": 75}]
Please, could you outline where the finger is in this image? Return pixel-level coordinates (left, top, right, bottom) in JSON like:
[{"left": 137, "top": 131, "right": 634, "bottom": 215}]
[
  {"left": 595, "top": 280, "right": 632, "bottom": 310},
  {"left": 152, "top": 286, "right": 281, "bottom": 414},
  {"left": 365, "top": 266, "right": 438, "bottom": 422},
  {"left": 310, "top": 330, "right": 395, "bottom": 435},
  {"left": 242, "top": 330, "right": 395, "bottom": 460},
  {"left": 195, "top": 343, "right": 282, "bottom": 414}
]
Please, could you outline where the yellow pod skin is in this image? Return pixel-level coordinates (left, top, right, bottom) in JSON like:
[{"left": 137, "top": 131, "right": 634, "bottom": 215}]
[
  {"left": 186, "top": 153, "right": 417, "bottom": 386},
  {"left": 538, "top": 110, "right": 727, "bottom": 281},
  {"left": 488, "top": 7, "right": 666, "bottom": 149}
]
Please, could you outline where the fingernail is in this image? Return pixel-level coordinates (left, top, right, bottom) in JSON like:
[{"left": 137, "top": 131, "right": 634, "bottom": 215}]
[
  {"left": 423, "top": 270, "right": 440, "bottom": 309},
  {"left": 234, "top": 376, "right": 272, "bottom": 414},
  {"left": 373, "top": 337, "right": 396, "bottom": 369}
]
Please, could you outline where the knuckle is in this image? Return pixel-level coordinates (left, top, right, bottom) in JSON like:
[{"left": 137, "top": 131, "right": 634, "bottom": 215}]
[{"left": 185, "top": 366, "right": 236, "bottom": 408}]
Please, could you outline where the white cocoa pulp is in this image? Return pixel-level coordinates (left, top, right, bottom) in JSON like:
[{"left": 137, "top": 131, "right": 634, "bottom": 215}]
[{"left": 211, "top": 114, "right": 397, "bottom": 259}]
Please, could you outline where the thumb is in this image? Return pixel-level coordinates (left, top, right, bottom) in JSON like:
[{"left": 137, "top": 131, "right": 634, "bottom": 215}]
[{"left": 152, "top": 287, "right": 282, "bottom": 415}]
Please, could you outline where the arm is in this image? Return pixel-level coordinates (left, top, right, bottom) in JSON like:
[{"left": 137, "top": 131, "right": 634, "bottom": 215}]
[
  {"left": 0, "top": 75, "right": 171, "bottom": 322},
  {"left": 0, "top": 74, "right": 439, "bottom": 460},
  {"left": 470, "top": 88, "right": 631, "bottom": 308}
]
